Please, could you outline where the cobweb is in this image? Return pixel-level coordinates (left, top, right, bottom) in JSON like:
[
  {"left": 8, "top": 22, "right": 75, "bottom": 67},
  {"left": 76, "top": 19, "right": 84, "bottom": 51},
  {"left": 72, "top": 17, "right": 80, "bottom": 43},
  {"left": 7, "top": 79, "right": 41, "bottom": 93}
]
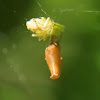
[{"left": 16, "top": 0, "right": 100, "bottom": 33}]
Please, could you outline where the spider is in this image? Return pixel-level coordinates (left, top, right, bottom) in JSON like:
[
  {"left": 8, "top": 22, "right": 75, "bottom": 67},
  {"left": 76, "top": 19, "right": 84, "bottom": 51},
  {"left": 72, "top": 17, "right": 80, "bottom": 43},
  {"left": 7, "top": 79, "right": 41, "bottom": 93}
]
[{"left": 26, "top": 17, "right": 64, "bottom": 41}]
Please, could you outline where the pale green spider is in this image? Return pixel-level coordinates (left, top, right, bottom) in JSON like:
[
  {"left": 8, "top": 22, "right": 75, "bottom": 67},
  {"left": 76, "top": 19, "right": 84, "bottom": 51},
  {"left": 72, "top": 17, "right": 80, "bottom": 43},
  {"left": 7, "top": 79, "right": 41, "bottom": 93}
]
[{"left": 26, "top": 17, "right": 64, "bottom": 41}]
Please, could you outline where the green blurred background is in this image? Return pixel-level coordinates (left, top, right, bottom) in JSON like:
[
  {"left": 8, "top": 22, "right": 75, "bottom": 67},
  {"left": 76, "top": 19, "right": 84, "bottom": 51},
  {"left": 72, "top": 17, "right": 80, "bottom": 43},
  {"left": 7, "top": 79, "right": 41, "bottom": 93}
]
[{"left": 0, "top": 0, "right": 100, "bottom": 100}]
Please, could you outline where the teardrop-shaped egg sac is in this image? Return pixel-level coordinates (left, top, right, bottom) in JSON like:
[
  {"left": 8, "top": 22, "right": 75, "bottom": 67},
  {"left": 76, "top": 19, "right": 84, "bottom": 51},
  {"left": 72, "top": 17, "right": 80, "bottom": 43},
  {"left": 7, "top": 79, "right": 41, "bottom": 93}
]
[{"left": 45, "top": 44, "right": 62, "bottom": 80}]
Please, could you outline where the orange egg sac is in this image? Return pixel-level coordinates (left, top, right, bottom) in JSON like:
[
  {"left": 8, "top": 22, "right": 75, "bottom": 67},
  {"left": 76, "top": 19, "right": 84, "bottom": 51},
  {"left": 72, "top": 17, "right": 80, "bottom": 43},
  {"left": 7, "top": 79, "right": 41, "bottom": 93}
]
[{"left": 45, "top": 44, "right": 62, "bottom": 80}]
